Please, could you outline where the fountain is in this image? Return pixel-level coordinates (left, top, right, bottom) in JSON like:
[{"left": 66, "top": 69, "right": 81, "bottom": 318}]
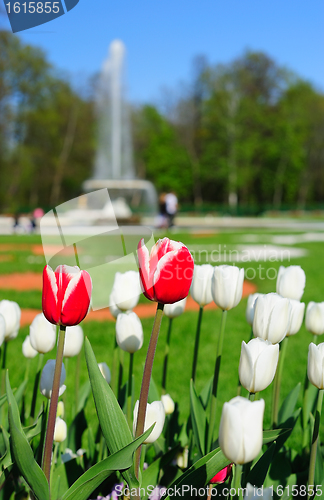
[{"left": 83, "top": 39, "right": 157, "bottom": 221}]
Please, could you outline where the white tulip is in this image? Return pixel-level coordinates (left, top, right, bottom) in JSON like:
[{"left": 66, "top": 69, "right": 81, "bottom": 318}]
[
  {"left": 0, "top": 314, "right": 5, "bottom": 347},
  {"left": 40, "top": 359, "right": 66, "bottom": 399},
  {"left": 245, "top": 293, "right": 263, "bottom": 327},
  {"left": 276, "top": 265, "right": 306, "bottom": 301},
  {"left": 244, "top": 483, "right": 273, "bottom": 500},
  {"left": 22, "top": 335, "right": 38, "bottom": 359},
  {"left": 116, "top": 311, "right": 143, "bottom": 353},
  {"left": 133, "top": 400, "right": 165, "bottom": 444},
  {"left": 53, "top": 417, "right": 67, "bottom": 443},
  {"left": 164, "top": 298, "right": 187, "bottom": 319},
  {"left": 176, "top": 447, "right": 189, "bottom": 469},
  {"left": 161, "top": 394, "right": 175, "bottom": 415},
  {"left": 190, "top": 264, "right": 214, "bottom": 307},
  {"left": 63, "top": 325, "right": 83, "bottom": 357},
  {"left": 211, "top": 265, "right": 244, "bottom": 311},
  {"left": 308, "top": 342, "right": 324, "bottom": 389},
  {"left": 253, "top": 293, "right": 291, "bottom": 344},
  {"left": 305, "top": 302, "right": 324, "bottom": 336},
  {"left": 98, "top": 362, "right": 111, "bottom": 384},
  {"left": 219, "top": 396, "right": 265, "bottom": 464},
  {"left": 109, "top": 294, "right": 123, "bottom": 319},
  {"left": 0, "top": 300, "right": 21, "bottom": 341},
  {"left": 110, "top": 271, "right": 141, "bottom": 311},
  {"left": 57, "top": 401, "right": 64, "bottom": 418},
  {"left": 286, "top": 300, "right": 305, "bottom": 336},
  {"left": 29, "top": 313, "right": 56, "bottom": 354},
  {"left": 239, "top": 338, "right": 279, "bottom": 393}
]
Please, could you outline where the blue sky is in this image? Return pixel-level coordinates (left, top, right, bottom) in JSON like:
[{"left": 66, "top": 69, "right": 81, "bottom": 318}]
[{"left": 2, "top": 0, "right": 324, "bottom": 104}]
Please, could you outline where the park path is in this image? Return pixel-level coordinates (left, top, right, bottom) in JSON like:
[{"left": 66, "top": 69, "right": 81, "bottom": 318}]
[{"left": 0, "top": 271, "right": 256, "bottom": 326}]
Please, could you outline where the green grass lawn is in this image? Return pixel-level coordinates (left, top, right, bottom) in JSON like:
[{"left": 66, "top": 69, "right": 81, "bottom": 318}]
[{"left": 0, "top": 228, "right": 323, "bottom": 453}]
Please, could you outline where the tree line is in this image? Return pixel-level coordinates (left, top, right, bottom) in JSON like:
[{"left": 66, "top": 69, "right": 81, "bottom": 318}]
[{"left": 1, "top": 30, "right": 324, "bottom": 214}]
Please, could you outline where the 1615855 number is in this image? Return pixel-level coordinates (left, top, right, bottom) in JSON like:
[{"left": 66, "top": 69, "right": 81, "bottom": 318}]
[{"left": 5, "top": 2, "right": 60, "bottom": 14}]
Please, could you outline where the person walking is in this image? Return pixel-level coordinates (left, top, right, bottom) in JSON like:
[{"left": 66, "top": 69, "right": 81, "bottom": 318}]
[{"left": 165, "top": 191, "right": 178, "bottom": 228}]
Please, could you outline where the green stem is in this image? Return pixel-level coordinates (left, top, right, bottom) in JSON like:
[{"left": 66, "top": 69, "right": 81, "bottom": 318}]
[
  {"left": 162, "top": 318, "right": 173, "bottom": 393},
  {"left": 1, "top": 342, "right": 7, "bottom": 423},
  {"left": 50, "top": 442, "right": 59, "bottom": 484},
  {"left": 232, "top": 463, "right": 243, "bottom": 500},
  {"left": 249, "top": 392, "right": 255, "bottom": 401},
  {"left": 42, "top": 325, "right": 66, "bottom": 486},
  {"left": 75, "top": 350, "right": 81, "bottom": 414},
  {"left": 118, "top": 350, "right": 124, "bottom": 400},
  {"left": 111, "top": 337, "right": 118, "bottom": 396},
  {"left": 208, "top": 309, "right": 227, "bottom": 452},
  {"left": 308, "top": 389, "right": 324, "bottom": 497},
  {"left": 140, "top": 444, "right": 146, "bottom": 477},
  {"left": 127, "top": 353, "right": 134, "bottom": 427},
  {"left": 134, "top": 302, "right": 164, "bottom": 479},
  {"left": 272, "top": 336, "right": 289, "bottom": 428},
  {"left": 303, "top": 335, "right": 319, "bottom": 450},
  {"left": 24, "top": 358, "right": 31, "bottom": 383},
  {"left": 30, "top": 353, "right": 44, "bottom": 420},
  {"left": 191, "top": 307, "right": 204, "bottom": 382}
]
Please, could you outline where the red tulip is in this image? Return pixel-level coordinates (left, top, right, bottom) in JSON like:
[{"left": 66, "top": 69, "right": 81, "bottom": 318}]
[
  {"left": 137, "top": 237, "right": 194, "bottom": 304},
  {"left": 42, "top": 265, "right": 92, "bottom": 327},
  {"left": 210, "top": 464, "right": 233, "bottom": 484}
]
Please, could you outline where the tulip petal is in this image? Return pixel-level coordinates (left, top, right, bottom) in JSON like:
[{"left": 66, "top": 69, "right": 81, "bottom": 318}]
[
  {"left": 241, "top": 399, "right": 264, "bottom": 463},
  {"left": 153, "top": 247, "right": 194, "bottom": 304},
  {"left": 268, "top": 298, "right": 290, "bottom": 343},
  {"left": 61, "top": 270, "right": 92, "bottom": 326},
  {"left": 253, "top": 343, "right": 279, "bottom": 393},
  {"left": 239, "top": 342, "right": 254, "bottom": 393},
  {"left": 219, "top": 401, "right": 244, "bottom": 464},
  {"left": 42, "top": 265, "right": 60, "bottom": 325},
  {"left": 138, "top": 238, "right": 155, "bottom": 300}
]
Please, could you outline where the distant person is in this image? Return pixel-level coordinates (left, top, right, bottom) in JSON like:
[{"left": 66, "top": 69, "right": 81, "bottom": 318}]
[
  {"left": 165, "top": 191, "right": 178, "bottom": 228},
  {"left": 13, "top": 213, "right": 20, "bottom": 233},
  {"left": 157, "top": 193, "right": 168, "bottom": 229}
]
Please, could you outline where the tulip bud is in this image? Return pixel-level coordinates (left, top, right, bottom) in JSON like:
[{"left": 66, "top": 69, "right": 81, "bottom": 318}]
[
  {"left": 245, "top": 293, "right": 263, "bottom": 326},
  {"left": 57, "top": 401, "right": 64, "bottom": 418},
  {"left": 137, "top": 237, "right": 194, "bottom": 304},
  {"left": 29, "top": 313, "right": 56, "bottom": 354},
  {"left": 110, "top": 271, "right": 141, "bottom": 312},
  {"left": 190, "top": 264, "right": 214, "bottom": 307},
  {"left": 161, "top": 394, "right": 175, "bottom": 415},
  {"left": 307, "top": 342, "right": 324, "bottom": 389},
  {"left": 276, "top": 265, "right": 306, "bottom": 301},
  {"left": 116, "top": 311, "right": 144, "bottom": 353},
  {"left": 133, "top": 400, "right": 165, "bottom": 444},
  {"left": 0, "top": 314, "right": 5, "bottom": 347},
  {"left": 22, "top": 335, "right": 38, "bottom": 359},
  {"left": 211, "top": 265, "right": 244, "bottom": 311},
  {"left": 286, "top": 300, "right": 305, "bottom": 336},
  {"left": 63, "top": 325, "right": 83, "bottom": 357},
  {"left": 210, "top": 464, "right": 233, "bottom": 484},
  {"left": 40, "top": 359, "right": 66, "bottom": 399},
  {"left": 176, "top": 447, "right": 189, "bottom": 469},
  {"left": 164, "top": 298, "right": 187, "bottom": 319},
  {"left": 239, "top": 338, "right": 279, "bottom": 393},
  {"left": 219, "top": 396, "right": 265, "bottom": 464},
  {"left": 0, "top": 300, "right": 21, "bottom": 341},
  {"left": 305, "top": 302, "right": 324, "bottom": 336},
  {"left": 253, "top": 293, "right": 291, "bottom": 344},
  {"left": 244, "top": 483, "right": 273, "bottom": 500},
  {"left": 53, "top": 417, "right": 67, "bottom": 443},
  {"left": 42, "top": 264, "right": 92, "bottom": 327},
  {"left": 98, "top": 362, "right": 111, "bottom": 384}
]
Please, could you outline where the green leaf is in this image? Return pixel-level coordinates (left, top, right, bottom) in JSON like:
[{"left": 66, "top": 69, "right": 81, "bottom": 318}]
[
  {"left": 245, "top": 442, "right": 276, "bottom": 487},
  {"left": 5, "top": 371, "right": 23, "bottom": 432},
  {"left": 278, "top": 382, "right": 300, "bottom": 426},
  {"left": 190, "top": 380, "right": 207, "bottom": 456},
  {"left": 14, "top": 379, "right": 28, "bottom": 407},
  {"left": 76, "top": 380, "right": 91, "bottom": 414},
  {"left": 8, "top": 405, "right": 49, "bottom": 500},
  {"left": 0, "top": 427, "right": 13, "bottom": 471},
  {"left": 84, "top": 338, "right": 142, "bottom": 489},
  {"left": 162, "top": 448, "right": 230, "bottom": 500},
  {"left": 262, "top": 428, "right": 290, "bottom": 444},
  {"left": 199, "top": 377, "right": 213, "bottom": 409},
  {"left": 61, "top": 426, "right": 154, "bottom": 500},
  {"left": 141, "top": 446, "right": 180, "bottom": 500},
  {"left": 67, "top": 409, "right": 88, "bottom": 451},
  {"left": 24, "top": 407, "right": 44, "bottom": 441}
]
